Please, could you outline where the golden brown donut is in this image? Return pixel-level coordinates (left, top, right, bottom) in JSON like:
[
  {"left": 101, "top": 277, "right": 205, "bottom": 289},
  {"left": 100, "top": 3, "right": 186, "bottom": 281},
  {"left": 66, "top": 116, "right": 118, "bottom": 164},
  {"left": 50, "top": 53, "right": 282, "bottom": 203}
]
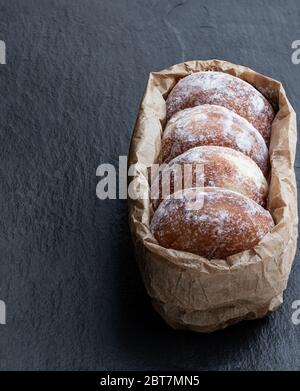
[
  {"left": 161, "top": 105, "right": 270, "bottom": 178},
  {"left": 150, "top": 187, "right": 274, "bottom": 259},
  {"left": 166, "top": 72, "right": 275, "bottom": 144},
  {"left": 151, "top": 146, "right": 268, "bottom": 209}
]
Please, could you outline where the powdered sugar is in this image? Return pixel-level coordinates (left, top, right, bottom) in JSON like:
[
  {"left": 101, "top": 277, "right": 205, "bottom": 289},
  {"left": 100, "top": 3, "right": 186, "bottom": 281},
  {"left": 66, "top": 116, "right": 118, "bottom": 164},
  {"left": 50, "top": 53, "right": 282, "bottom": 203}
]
[
  {"left": 152, "top": 146, "right": 268, "bottom": 209},
  {"left": 235, "top": 131, "right": 253, "bottom": 152},
  {"left": 249, "top": 93, "right": 265, "bottom": 114},
  {"left": 150, "top": 187, "right": 274, "bottom": 259},
  {"left": 217, "top": 147, "right": 267, "bottom": 188},
  {"left": 162, "top": 105, "right": 269, "bottom": 177},
  {"left": 166, "top": 71, "right": 274, "bottom": 143}
]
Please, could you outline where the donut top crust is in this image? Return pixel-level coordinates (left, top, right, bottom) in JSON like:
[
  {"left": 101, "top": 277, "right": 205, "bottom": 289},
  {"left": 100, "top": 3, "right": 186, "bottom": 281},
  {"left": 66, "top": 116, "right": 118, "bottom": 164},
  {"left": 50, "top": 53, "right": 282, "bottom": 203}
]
[
  {"left": 166, "top": 71, "right": 275, "bottom": 144},
  {"left": 150, "top": 187, "right": 274, "bottom": 259},
  {"left": 152, "top": 146, "right": 268, "bottom": 209},
  {"left": 161, "top": 104, "right": 269, "bottom": 177}
]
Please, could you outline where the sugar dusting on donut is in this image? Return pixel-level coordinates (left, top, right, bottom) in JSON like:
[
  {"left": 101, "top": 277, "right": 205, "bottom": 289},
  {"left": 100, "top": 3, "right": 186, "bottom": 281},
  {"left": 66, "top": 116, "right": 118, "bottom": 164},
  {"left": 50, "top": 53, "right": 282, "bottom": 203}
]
[
  {"left": 150, "top": 187, "right": 274, "bottom": 259},
  {"left": 170, "top": 146, "right": 265, "bottom": 188},
  {"left": 166, "top": 72, "right": 274, "bottom": 144},
  {"left": 161, "top": 105, "right": 269, "bottom": 177},
  {"left": 152, "top": 146, "right": 268, "bottom": 209}
]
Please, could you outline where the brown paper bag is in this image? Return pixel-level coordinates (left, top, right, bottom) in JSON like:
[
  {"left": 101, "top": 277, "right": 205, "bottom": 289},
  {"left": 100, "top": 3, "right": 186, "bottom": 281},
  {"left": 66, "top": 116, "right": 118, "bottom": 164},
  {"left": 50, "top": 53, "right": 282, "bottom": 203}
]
[{"left": 128, "top": 59, "right": 298, "bottom": 332}]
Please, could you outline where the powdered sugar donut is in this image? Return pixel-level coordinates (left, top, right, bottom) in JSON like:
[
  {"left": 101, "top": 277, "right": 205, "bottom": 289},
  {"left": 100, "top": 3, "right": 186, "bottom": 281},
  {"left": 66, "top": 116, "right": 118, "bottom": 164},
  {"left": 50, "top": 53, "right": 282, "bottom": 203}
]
[
  {"left": 166, "top": 72, "right": 275, "bottom": 144},
  {"left": 150, "top": 187, "right": 274, "bottom": 259},
  {"left": 161, "top": 105, "right": 269, "bottom": 177},
  {"left": 151, "top": 146, "right": 268, "bottom": 209}
]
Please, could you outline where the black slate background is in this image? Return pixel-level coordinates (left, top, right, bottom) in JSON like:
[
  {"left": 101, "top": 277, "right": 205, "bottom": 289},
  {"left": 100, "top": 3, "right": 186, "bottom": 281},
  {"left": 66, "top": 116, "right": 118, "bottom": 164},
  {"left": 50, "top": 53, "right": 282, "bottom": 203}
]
[{"left": 0, "top": 0, "right": 300, "bottom": 371}]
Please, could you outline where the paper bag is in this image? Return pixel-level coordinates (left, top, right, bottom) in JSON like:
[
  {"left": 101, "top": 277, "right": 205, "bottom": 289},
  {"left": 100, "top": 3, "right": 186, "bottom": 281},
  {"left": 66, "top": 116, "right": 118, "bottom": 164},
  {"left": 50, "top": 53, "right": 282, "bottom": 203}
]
[{"left": 128, "top": 59, "right": 298, "bottom": 332}]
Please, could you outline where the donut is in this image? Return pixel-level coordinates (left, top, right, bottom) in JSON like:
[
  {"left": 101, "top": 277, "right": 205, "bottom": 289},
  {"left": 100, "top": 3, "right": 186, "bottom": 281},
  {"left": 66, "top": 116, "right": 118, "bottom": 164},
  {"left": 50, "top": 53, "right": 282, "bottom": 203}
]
[
  {"left": 150, "top": 187, "right": 274, "bottom": 259},
  {"left": 151, "top": 146, "right": 268, "bottom": 209},
  {"left": 166, "top": 71, "right": 275, "bottom": 144},
  {"left": 161, "top": 105, "right": 270, "bottom": 178}
]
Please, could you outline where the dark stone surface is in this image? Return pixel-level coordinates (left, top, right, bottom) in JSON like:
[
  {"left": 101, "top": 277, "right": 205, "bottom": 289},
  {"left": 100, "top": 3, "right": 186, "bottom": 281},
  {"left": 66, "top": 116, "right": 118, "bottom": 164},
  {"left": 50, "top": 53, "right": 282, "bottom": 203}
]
[{"left": 0, "top": 0, "right": 299, "bottom": 371}]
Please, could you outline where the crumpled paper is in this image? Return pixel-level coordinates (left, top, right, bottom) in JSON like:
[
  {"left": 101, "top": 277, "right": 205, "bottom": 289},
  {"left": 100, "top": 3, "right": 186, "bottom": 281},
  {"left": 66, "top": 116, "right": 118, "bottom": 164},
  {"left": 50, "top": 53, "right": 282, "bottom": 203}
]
[{"left": 128, "top": 59, "right": 298, "bottom": 332}]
